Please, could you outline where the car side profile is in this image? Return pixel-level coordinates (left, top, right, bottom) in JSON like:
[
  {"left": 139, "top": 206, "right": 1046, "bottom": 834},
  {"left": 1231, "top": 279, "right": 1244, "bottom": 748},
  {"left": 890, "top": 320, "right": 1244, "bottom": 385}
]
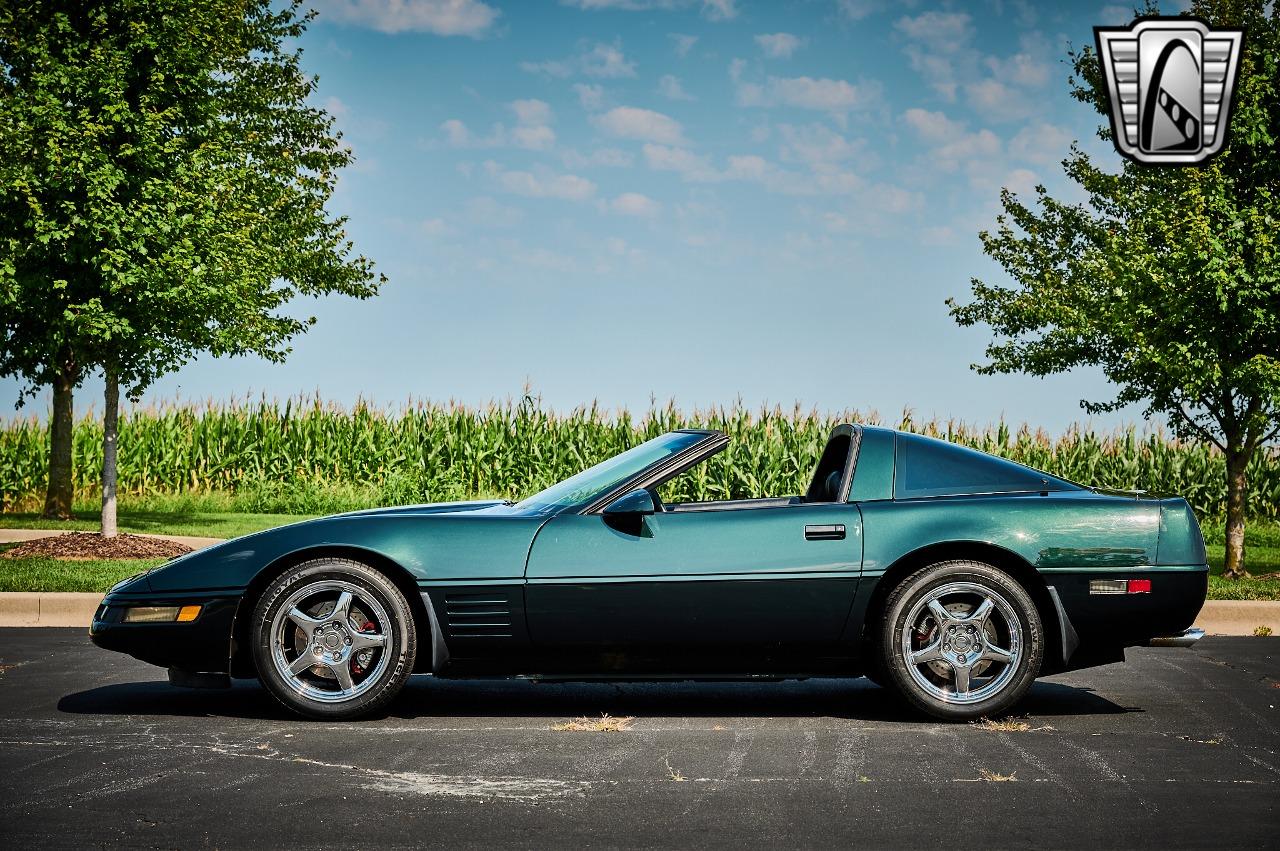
[{"left": 91, "top": 425, "right": 1208, "bottom": 721}]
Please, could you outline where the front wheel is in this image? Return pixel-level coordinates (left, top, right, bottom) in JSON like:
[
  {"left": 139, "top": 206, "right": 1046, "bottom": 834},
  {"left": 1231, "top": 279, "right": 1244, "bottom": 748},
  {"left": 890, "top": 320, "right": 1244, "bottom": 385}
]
[
  {"left": 881, "top": 561, "right": 1043, "bottom": 721},
  {"left": 252, "top": 558, "right": 417, "bottom": 719}
]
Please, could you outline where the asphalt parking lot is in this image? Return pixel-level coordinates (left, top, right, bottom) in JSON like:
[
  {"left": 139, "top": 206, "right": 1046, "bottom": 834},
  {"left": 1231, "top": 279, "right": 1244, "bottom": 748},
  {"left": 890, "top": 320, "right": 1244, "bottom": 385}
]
[{"left": 0, "top": 630, "right": 1276, "bottom": 849}]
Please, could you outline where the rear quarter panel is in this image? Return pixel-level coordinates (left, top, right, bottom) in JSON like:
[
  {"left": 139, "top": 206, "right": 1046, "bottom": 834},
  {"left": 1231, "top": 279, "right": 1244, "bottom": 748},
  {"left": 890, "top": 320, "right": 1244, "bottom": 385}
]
[{"left": 850, "top": 492, "right": 1205, "bottom": 650}]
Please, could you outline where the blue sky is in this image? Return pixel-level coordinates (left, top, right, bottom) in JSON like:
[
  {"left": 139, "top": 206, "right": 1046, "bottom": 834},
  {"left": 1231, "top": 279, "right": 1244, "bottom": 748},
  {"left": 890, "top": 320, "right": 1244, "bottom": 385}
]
[{"left": 6, "top": 0, "right": 1186, "bottom": 430}]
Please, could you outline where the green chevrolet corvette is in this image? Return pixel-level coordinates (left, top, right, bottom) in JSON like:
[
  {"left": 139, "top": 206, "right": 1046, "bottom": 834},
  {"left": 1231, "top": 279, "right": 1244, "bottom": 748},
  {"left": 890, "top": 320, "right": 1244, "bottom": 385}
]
[{"left": 91, "top": 425, "right": 1208, "bottom": 721}]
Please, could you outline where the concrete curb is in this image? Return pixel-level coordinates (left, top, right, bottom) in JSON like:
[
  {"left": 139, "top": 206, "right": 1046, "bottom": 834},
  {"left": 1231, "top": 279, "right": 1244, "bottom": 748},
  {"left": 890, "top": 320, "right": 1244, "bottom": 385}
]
[
  {"left": 0, "top": 594, "right": 1276, "bottom": 633},
  {"left": 1192, "top": 600, "right": 1279, "bottom": 636},
  {"left": 0, "top": 529, "right": 224, "bottom": 549},
  {"left": 0, "top": 593, "right": 102, "bottom": 627}
]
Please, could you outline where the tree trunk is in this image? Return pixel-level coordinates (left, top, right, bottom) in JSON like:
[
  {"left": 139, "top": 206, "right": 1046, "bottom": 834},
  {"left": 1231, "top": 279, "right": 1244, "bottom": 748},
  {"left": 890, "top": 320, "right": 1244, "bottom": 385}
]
[
  {"left": 42, "top": 373, "right": 75, "bottom": 519},
  {"left": 1222, "top": 446, "right": 1249, "bottom": 580},
  {"left": 101, "top": 371, "right": 120, "bottom": 539}
]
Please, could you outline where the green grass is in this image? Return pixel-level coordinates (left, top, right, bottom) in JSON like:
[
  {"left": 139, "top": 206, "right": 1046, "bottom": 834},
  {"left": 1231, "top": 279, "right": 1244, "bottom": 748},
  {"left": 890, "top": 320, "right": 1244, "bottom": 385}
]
[
  {"left": 0, "top": 509, "right": 309, "bottom": 540},
  {"left": 1205, "top": 521, "right": 1280, "bottom": 600},
  {"left": 0, "top": 543, "right": 166, "bottom": 592},
  {"left": 0, "top": 489, "right": 314, "bottom": 539}
]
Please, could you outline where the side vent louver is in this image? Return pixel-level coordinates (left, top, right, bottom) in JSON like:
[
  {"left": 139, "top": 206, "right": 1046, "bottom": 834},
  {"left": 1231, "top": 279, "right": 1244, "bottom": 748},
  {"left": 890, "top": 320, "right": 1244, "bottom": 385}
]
[{"left": 443, "top": 592, "right": 514, "bottom": 639}]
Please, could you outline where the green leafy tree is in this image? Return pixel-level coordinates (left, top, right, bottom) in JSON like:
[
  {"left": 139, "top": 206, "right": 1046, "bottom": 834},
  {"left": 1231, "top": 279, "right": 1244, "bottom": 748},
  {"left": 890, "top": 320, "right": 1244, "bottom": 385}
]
[
  {"left": 950, "top": 0, "right": 1279, "bottom": 578},
  {"left": 0, "top": 1, "right": 384, "bottom": 532}
]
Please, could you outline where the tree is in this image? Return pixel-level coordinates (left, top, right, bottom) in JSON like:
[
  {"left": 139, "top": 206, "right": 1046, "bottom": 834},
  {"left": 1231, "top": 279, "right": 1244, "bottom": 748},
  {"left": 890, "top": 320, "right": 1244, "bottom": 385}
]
[
  {"left": 949, "top": 0, "right": 1280, "bottom": 578},
  {"left": 0, "top": 1, "right": 384, "bottom": 535}
]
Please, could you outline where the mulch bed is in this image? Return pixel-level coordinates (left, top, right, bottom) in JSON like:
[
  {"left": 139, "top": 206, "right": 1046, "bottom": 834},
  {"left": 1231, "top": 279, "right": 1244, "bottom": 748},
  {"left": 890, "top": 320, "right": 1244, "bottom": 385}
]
[{"left": 0, "top": 533, "right": 193, "bottom": 561}]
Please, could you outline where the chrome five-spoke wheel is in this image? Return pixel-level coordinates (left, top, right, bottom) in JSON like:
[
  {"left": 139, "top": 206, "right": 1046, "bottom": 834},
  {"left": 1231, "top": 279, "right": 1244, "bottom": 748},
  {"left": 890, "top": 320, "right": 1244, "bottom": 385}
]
[
  {"left": 270, "top": 580, "right": 392, "bottom": 703},
  {"left": 882, "top": 560, "right": 1043, "bottom": 720},
  {"left": 901, "top": 582, "right": 1021, "bottom": 704},
  {"left": 252, "top": 559, "right": 417, "bottom": 719}
]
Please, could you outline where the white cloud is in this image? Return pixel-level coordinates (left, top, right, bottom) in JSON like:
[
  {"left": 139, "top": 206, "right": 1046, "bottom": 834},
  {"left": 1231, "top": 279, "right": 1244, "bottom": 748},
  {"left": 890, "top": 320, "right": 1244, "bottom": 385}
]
[
  {"left": 920, "top": 225, "right": 958, "bottom": 246},
  {"left": 608, "top": 192, "right": 662, "bottom": 217},
  {"left": 312, "top": 0, "right": 499, "bottom": 36},
  {"left": 777, "top": 123, "right": 864, "bottom": 166},
  {"left": 701, "top": 0, "right": 738, "bottom": 20},
  {"left": 755, "top": 33, "right": 805, "bottom": 59},
  {"left": 836, "top": 0, "right": 879, "bottom": 20},
  {"left": 901, "top": 107, "right": 964, "bottom": 143},
  {"left": 484, "top": 161, "right": 596, "bottom": 201},
  {"left": 993, "top": 167, "right": 1039, "bottom": 198},
  {"left": 521, "top": 41, "right": 636, "bottom": 79},
  {"left": 902, "top": 108, "right": 1002, "bottom": 175},
  {"left": 1008, "top": 122, "right": 1073, "bottom": 165},
  {"left": 894, "top": 11, "right": 974, "bottom": 101},
  {"left": 658, "top": 74, "right": 695, "bottom": 101},
  {"left": 894, "top": 10, "right": 973, "bottom": 46},
  {"left": 593, "top": 106, "right": 685, "bottom": 144},
  {"left": 643, "top": 143, "right": 873, "bottom": 198},
  {"left": 737, "top": 74, "right": 882, "bottom": 115},
  {"left": 643, "top": 144, "right": 720, "bottom": 181},
  {"left": 962, "top": 79, "right": 1033, "bottom": 123},
  {"left": 984, "top": 50, "right": 1050, "bottom": 88},
  {"left": 510, "top": 98, "right": 552, "bottom": 126},
  {"left": 464, "top": 196, "right": 525, "bottom": 228},
  {"left": 895, "top": 12, "right": 1055, "bottom": 122},
  {"left": 441, "top": 118, "right": 472, "bottom": 147},
  {"left": 669, "top": 33, "right": 698, "bottom": 56},
  {"left": 1098, "top": 4, "right": 1137, "bottom": 25},
  {"left": 574, "top": 83, "right": 605, "bottom": 110},
  {"left": 510, "top": 125, "right": 555, "bottom": 150},
  {"left": 561, "top": 0, "right": 736, "bottom": 20},
  {"left": 581, "top": 42, "right": 637, "bottom": 77},
  {"left": 440, "top": 100, "right": 556, "bottom": 151},
  {"left": 563, "top": 147, "right": 635, "bottom": 168},
  {"left": 421, "top": 217, "right": 454, "bottom": 237}
]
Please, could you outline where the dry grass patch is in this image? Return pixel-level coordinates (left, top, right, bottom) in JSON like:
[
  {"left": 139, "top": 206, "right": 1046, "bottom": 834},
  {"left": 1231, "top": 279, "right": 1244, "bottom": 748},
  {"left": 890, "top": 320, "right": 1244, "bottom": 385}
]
[
  {"left": 551, "top": 713, "right": 635, "bottom": 733},
  {"left": 978, "top": 768, "right": 1018, "bottom": 782},
  {"left": 970, "top": 716, "right": 1055, "bottom": 733}
]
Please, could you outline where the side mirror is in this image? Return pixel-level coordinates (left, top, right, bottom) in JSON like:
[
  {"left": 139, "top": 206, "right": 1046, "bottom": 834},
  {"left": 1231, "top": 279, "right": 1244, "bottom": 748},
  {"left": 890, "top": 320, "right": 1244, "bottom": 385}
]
[{"left": 603, "top": 488, "right": 656, "bottom": 516}]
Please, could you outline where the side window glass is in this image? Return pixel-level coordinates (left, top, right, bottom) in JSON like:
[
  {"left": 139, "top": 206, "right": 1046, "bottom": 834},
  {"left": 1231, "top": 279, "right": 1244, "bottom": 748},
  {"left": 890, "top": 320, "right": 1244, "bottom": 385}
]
[{"left": 895, "top": 435, "right": 1064, "bottom": 498}]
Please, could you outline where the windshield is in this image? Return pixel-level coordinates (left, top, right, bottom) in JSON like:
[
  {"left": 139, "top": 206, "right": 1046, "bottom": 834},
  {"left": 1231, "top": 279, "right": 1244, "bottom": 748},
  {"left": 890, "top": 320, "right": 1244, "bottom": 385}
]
[{"left": 514, "top": 431, "right": 708, "bottom": 513}]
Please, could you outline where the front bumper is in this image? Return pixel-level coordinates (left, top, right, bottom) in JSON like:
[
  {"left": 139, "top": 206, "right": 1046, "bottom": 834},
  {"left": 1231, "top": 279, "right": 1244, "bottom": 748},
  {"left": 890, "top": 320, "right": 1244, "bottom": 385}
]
[{"left": 90, "top": 590, "right": 243, "bottom": 673}]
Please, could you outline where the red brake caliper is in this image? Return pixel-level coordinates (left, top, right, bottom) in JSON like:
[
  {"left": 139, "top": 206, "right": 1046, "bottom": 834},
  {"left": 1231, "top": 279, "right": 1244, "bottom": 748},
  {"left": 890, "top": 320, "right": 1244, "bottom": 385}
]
[{"left": 352, "top": 620, "right": 375, "bottom": 675}]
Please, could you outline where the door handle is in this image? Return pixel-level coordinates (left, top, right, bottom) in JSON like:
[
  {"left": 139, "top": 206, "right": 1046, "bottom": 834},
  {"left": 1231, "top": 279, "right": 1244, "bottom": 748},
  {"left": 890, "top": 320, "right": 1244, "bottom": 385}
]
[{"left": 805, "top": 524, "right": 845, "bottom": 541}]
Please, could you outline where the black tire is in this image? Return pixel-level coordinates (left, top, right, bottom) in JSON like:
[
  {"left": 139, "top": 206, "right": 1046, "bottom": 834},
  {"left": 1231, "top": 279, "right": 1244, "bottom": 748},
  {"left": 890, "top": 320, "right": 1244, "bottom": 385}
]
[
  {"left": 880, "top": 560, "right": 1042, "bottom": 721},
  {"left": 252, "top": 558, "right": 417, "bottom": 720}
]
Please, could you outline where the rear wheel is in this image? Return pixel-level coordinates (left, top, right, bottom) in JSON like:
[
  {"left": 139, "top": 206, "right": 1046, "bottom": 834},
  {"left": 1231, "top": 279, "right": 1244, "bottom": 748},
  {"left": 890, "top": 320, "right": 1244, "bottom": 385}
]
[
  {"left": 881, "top": 560, "right": 1042, "bottom": 721},
  {"left": 252, "top": 558, "right": 416, "bottom": 719}
]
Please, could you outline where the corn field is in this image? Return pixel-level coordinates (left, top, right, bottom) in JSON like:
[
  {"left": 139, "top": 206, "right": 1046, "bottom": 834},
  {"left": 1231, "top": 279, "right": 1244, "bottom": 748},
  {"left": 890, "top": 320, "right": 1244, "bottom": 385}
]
[{"left": 1, "top": 396, "right": 1277, "bottom": 520}]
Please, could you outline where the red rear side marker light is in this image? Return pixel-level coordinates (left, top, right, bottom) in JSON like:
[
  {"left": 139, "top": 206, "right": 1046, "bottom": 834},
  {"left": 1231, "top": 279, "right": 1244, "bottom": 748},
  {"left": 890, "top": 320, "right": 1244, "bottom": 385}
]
[{"left": 1088, "top": 578, "right": 1153, "bottom": 594}]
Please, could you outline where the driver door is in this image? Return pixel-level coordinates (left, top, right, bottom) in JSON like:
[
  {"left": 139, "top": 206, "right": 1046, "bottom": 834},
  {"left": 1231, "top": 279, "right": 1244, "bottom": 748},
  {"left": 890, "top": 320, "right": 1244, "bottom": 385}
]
[{"left": 523, "top": 502, "right": 862, "bottom": 655}]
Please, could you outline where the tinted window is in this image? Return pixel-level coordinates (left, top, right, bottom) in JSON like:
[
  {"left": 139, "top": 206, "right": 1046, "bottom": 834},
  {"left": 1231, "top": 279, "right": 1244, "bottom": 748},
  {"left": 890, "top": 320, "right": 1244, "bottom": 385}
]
[
  {"left": 894, "top": 433, "right": 1077, "bottom": 499},
  {"left": 515, "top": 431, "right": 708, "bottom": 513}
]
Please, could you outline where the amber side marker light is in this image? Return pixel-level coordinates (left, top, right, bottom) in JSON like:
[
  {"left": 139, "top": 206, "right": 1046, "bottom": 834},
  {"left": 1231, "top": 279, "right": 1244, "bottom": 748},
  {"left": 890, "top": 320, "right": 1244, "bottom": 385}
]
[
  {"left": 1089, "top": 579, "right": 1152, "bottom": 595},
  {"left": 123, "top": 605, "right": 202, "bottom": 623}
]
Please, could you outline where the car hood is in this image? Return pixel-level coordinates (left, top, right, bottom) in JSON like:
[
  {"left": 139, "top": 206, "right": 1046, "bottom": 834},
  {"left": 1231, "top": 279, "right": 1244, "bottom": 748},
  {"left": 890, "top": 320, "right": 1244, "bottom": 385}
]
[
  {"left": 135, "top": 498, "right": 540, "bottom": 594},
  {"left": 333, "top": 499, "right": 509, "bottom": 519}
]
